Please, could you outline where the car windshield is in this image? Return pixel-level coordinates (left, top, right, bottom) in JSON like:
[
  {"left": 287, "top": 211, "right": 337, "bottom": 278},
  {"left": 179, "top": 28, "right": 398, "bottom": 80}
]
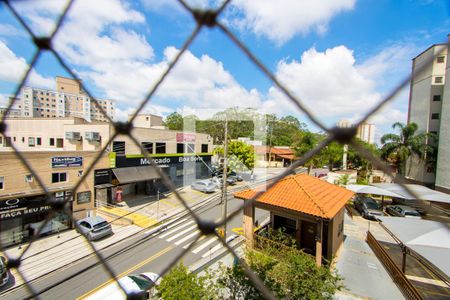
[
  {"left": 405, "top": 211, "right": 420, "bottom": 216},
  {"left": 93, "top": 221, "right": 109, "bottom": 229},
  {"left": 128, "top": 275, "right": 152, "bottom": 290},
  {"left": 365, "top": 202, "right": 379, "bottom": 210},
  {"left": 0, "top": 260, "right": 5, "bottom": 273}
]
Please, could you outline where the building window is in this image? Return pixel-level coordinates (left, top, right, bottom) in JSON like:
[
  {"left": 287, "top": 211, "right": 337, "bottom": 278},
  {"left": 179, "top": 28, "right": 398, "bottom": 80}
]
[
  {"left": 112, "top": 141, "right": 125, "bottom": 155},
  {"left": 0, "top": 176, "right": 4, "bottom": 189},
  {"left": 141, "top": 142, "right": 153, "bottom": 154},
  {"left": 155, "top": 142, "right": 166, "bottom": 154},
  {"left": 435, "top": 76, "right": 443, "bottom": 84},
  {"left": 77, "top": 191, "right": 91, "bottom": 204},
  {"left": 437, "top": 56, "right": 445, "bottom": 63},
  {"left": 78, "top": 170, "right": 83, "bottom": 177},
  {"left": 13, "top": 137, "right": 16, "bottom": 142},
  {"left": 36, "top": 137, "right": 42, "bottom": 145},
  {"left": 22, "top": 137, "right": 25, "bottom": 143},
  {"left": 56, "top": 138, "right": 64, "bottom": 148},
  {"left": 25, "top": 174, "right": 33, "bottom": 182},
  {"left": 177, "top": 143, "right": 184, "bottom": 154},
  {"left": 5, "top": 137, "right": 11, "bottom": 147},
  {"left": 28, "top": 137, "right": 35, "bottom": 147},
  {"left": 50, "top": 138, "right": 55, "bottom": 146},
  {"left": 186, "top": 143, "right": 195, "bottom": 153},
  {"left": 431, "top": 113, "right": 440, "bottom": 120},
  {"left": 0, "top": 136, "right": 2, "bottom": 145},
  {"left": 201, "top": 144, "right": 208, "bottom": 153},
  {"left": 52, "top": 172, "right": 67, "bottom": 183},
  {"left": 433, "top": 95, "right": 441, "bottom": 102}
]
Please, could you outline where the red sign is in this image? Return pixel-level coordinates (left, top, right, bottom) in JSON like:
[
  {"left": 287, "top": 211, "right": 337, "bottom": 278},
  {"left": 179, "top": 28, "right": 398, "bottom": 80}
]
[{"left": 176, "top": 133, "right": 196, "bottom": 142}]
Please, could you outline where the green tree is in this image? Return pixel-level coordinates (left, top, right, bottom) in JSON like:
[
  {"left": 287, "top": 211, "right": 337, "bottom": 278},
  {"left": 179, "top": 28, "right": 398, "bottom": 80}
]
[
  {"left": 292, "top": 131, "right": 323, "bottom": 173},
  {"left": 214, "top": 140, "right": 255, "bottom": 171},
  {"left": 380, "top": 122, "right": 436, "bottom": 175},
  {"left": 217, "top": 239, "right": 341, "bottom": 299},
  {"left": 267, "top": 114, "right": 306, "bottom": 146},
  {"left": 319, "top": 142, "right": 343, "bottom": 171},
  {"left": 156, "top": 262, "right": 216, "bottom": 300},
  {"left": 163, "top": 112, "right": 183, "bottom": 130}
]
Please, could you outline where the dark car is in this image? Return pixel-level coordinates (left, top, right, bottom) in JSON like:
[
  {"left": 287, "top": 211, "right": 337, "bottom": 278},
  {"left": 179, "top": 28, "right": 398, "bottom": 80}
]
[
  {"left": 228, "top": 171, "right": 243, "bottom": 182},
  {"left": 354, "top": 196, "right": 383, "bottom": 220},
  {"left": 386, "top": 205, "right": 421, "bottom": 218},
  {"left": 0, "top": 256, "right": 9, "bottom": 288},
  {"left": 212, "top": 175, "right": 237, "bottom": 188}
]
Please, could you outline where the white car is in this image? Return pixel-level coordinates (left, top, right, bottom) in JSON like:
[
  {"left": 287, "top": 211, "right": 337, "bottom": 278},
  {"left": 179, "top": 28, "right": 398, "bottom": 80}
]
[{"left": 84, "top": 272, "right": 160, "bottom": 300}]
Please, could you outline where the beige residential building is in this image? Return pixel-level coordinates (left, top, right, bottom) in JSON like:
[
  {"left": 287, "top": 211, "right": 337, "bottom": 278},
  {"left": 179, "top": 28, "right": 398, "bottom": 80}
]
[
  {"left": 18, "top": 76, "right": 115, "bottom": 122},
  {"left": 407, "top": 38, "right": 450, "bottom": 192}
]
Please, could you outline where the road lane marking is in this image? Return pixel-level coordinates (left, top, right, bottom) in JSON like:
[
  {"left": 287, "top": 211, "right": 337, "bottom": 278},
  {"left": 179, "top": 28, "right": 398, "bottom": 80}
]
[
  {"left": 77, "top": 246, "right": 173, "bottom": 299},
  {"left": 166, "top": 225, "right": 198, "bottom": 242},
  {"left": 158, "top": 220, "right": 194, "bottom": 239},
  {"left": 201, "top": 242, "right": 223, "bottom": 258},
  {"left": 174, "top": 230, "right": 201, "bottom": 246},
  {"left": 192, "top": 237, "right": 218, "bottom": 254},
  {"left": 182, "top": 235, "right": 205, "bottom": 249}
]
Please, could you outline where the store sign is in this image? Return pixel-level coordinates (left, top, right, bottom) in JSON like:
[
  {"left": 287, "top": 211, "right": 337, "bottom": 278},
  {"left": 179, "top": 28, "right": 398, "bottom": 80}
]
[
  {"left": 52, "top": 156, "right": 83, "bottom": 168},
  {"left": 0, "top": 196, "right": 52, "bottom": 220},
  {"left": 176, "top": 133, "right": 196, "bottom": 142},
  {"left": 77, "top": 191, "right": 91, "bottom": 204},
  {"left": 115, "top": 155, "right": 212, "bottom": 168}
]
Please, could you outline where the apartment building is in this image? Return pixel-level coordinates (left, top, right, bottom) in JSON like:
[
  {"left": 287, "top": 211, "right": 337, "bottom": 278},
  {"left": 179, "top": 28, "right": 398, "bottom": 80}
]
[
  {"left": 337, "top": 120, "right": 375, "bottom": 144},
  {"left": 407, "top": 38, "right": 449, "bottom": 193},
  {"left": 17, "top": 76, "right": 115, "bottom": 122}
]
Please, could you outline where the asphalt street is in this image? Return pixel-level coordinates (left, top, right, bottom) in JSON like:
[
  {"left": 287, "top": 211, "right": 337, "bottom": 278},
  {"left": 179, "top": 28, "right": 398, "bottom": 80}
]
[{"left": 2, "top": 194, "right": 269, "bottom": 300}]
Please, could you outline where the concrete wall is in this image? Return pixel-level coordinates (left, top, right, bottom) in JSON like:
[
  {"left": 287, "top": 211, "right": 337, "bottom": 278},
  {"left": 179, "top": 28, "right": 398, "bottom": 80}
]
[
  {"left": 0, "top": 118, "right": 111, "bottom": 152},
  {"left": 328, "top": 208, "right": 344, "bottom": 259}
]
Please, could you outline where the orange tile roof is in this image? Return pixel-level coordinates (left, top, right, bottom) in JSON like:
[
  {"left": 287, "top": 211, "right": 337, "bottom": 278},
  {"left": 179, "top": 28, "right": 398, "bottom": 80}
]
[
  {"left": 234, "top": 173, "right": 354, "bottom": 219},
  {"left": 270, "top": 148, "right": 294, "bottom": 155}
]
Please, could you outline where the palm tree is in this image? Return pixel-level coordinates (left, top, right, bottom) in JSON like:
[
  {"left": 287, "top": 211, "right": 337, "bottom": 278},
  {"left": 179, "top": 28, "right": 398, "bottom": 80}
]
[{"left": 380, "top": 122, "right": 436, "bottom": 176}]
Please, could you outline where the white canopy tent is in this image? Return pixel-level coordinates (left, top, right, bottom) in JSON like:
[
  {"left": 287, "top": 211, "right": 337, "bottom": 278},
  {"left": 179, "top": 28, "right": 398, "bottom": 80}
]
[
  {"left": 372, "top": 183, "right": 450, "bottom": 204},
  {"left": 345, "top": 184, "right": 403, "bottom": 198},
  {"left": 378, "top": 217, "right": 450, "bottom": 279}
]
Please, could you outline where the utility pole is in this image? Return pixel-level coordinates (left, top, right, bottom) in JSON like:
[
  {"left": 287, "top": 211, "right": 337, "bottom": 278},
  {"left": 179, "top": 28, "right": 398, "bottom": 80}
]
[
  {"left": 342, "top": 144, "right": 348, "bottom": 170},
  {"left": 221, "top": 117, "right": 228, "bottom": 240}
]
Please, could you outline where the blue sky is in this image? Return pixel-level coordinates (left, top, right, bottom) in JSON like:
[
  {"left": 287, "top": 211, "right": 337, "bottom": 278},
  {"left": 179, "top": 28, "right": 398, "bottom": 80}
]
[{"left": 0, "top": 0, "right": 449, "bottom": 142}]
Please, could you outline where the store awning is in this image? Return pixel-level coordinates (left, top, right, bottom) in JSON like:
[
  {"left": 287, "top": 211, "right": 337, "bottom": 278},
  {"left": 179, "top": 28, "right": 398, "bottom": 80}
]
[{"left": 112, "top": 166, "right": 160, "bottom": 184}]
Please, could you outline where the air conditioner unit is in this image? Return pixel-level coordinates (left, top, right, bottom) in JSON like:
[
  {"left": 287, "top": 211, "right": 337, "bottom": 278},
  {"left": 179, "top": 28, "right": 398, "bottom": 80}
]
[
  {"left": 85, "top": 132, "right": 100, "bottom": 142},
  {"left": 65, "top": 131, "right": 81, "bottom": 141}
]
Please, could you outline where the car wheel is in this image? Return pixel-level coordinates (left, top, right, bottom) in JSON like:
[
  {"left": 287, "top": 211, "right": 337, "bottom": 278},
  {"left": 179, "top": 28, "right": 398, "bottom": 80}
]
[{"left": 361, "top": 211, "right": 366, "bottom": 218}]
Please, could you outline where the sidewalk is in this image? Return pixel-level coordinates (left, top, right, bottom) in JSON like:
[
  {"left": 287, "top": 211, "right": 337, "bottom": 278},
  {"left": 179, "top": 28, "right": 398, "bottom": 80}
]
[
  {"left": 1, "top": 224, "right": 142, "bottom": 290},
  {"left": 334, "top": 214, "right": 405, "bottom": 300}
]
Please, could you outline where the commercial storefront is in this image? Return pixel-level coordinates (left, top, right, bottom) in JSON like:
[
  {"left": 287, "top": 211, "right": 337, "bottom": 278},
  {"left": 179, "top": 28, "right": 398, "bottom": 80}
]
[
  {"left": 0, "top": 192, "right": 72, "bottom": 247},
  {"left": 94, "top": 153, "right": 212, "bottom": 204},
  {"left": 0, "top": 151, "right": 110, "bottom": 247}
]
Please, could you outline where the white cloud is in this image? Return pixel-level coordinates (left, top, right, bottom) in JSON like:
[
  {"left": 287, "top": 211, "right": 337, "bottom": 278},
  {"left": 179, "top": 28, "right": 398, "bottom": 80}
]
[
  {"left": 0, "top": 41, "right": 54, "bottom": 89},
  {"left": 228, "top": 0, "right": 356, "bottom": 44},
  {"left": 0, "top": 24, "right": 26, "bottom": 37},
  {"left": 271, "top": 46, "right": 381, "bottom": 122}
]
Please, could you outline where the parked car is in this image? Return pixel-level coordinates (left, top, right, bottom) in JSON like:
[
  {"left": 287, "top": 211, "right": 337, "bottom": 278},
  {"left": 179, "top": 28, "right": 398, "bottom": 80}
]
[
  {"left": 191, "top": 180, "right": 216, "bottom": 193},
  {"left": 354, "top": 196, "right": 383, "bottom": 220},
  {"left": 213, "top": 175, "right": 237, "bottom": 188},
  {"left": 85, "top": 272, "right": 160, "bottom": 300},
  {"left": 229, "top": 171, "right": 243, "bottom": 182},
  {"left": 0, "top": 256, "right": 9, "bottom": 288},
  {"left": 76, "top": 216, "right": 113, "bottom": 241},
  {"left": 386, "top": 205, "right": 421, "bottom": 218}
]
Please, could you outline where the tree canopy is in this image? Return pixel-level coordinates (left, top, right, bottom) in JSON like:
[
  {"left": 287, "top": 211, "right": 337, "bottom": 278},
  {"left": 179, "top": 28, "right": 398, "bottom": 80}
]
[
  {"left": 380, "top": 122, "right": 436, "bottom": 175},
  {"left": 214, "top": 140, "right": 255, "bottom": 171}
]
